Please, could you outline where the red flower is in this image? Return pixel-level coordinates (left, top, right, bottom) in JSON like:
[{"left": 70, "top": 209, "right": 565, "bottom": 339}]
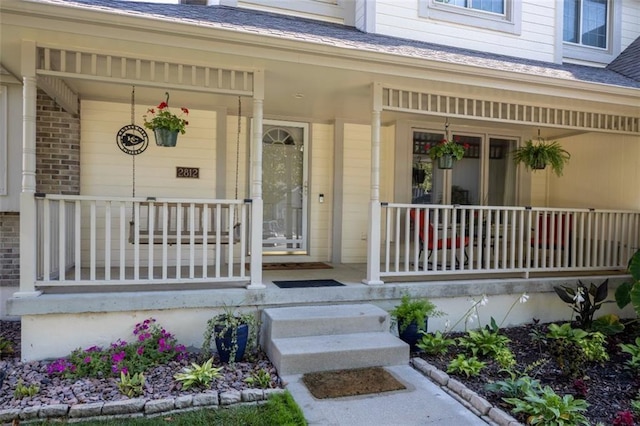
[
  {"left": 463, "top": 143, "right": 470, "bottom": 149},
  {"left": 157, "top": 101, "right": 168, "bottom": 109},
  {"left": 181, "top": 107, "right": 189, "bottom": 114}
]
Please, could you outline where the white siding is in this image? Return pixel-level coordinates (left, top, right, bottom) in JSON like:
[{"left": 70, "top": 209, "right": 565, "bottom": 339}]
[
  {"left": 308, "top": 123, "right": 334, "bottom": 260},
  {"left": 374, "top": 0, "right": 557, "bottom": 62},
  {"left": 0, "top": 84, "right": 22, "bottom": 211},
  {"left": 341, "top": 123, "right": 370, "bottom": 262},
  {"left": 549, "top": 133, "right": 640, "bottom": 210},
  {"left": 621, "top": 0, "right": 640, "bottom": 51}
]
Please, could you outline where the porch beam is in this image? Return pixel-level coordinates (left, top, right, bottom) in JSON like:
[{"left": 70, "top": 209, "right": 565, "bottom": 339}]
[
  {"left": 16, "top": 40, "right": 41, "bottom": 298},
  {"left": 381, "top": 86, "right": 640, "bottom": 135},
  {"left": 364, "top": 82, "right": 384, "bottom": 286}
]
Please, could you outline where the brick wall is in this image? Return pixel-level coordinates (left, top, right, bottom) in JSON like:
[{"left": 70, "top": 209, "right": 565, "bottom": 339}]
[
  {"left": 0, "top": 91, "right": 80, "bottom": 292},
  {"left": 36, "top": 89, "right": 81, "bottom": 195},
  {"left": 0, "top": 213, "right": 20, "bottom": 287}
]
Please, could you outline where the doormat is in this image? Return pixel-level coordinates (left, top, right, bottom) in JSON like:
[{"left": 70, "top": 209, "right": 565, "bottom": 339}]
[
  {"left": 302, "top": 367, "right": 406, "bottom": 399},
  {"left": 262, "top": 262, "right": 333, "bottom": 270},
  {"left": 272, "top": 279, "right": 345, "bottom": 289}
]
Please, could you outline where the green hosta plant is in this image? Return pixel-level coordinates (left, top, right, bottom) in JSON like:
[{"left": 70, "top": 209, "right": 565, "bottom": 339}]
[
  {"left": 118, "top": 371, "right": 145, "bottom": 398},
  {"left": 0, "top": 337, "right": 14, "bottom": 359},
  {"left": 504, "top": 386, "right": 589, "bottom": 426},
  {"left": 14, "top": 380, "right": 39, "bottom": 399},
  {"left": 590, "top": 313, "right": 625, "bottom": 336},
  {"left": 486, "top": 375, "right": 542, "bottom": 399},
  {"left": 619, "top": 338, "right": 640, "bottom": 372},
  {"left": 447, "top": 354, "right": 485, "bottom": 378},
  {"left": 457, "top": 328, "right": 511, "bottom": 357},
  {"left": 244, "top": 368, "right": 272, "bottom": 389},
  {"left": 554, "top": 279, "right": 610, "bottom": 330},
  {"left": 416, "top": 331, "right": 455, "bottom": 356},
  {"left": 174, "top": 358, "right": 222, "bottom": 390}
]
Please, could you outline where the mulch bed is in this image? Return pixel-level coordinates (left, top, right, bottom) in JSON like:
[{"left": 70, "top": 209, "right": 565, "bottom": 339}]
[{"left": 417, "top": 321, "right": 640, "bottom": 425}]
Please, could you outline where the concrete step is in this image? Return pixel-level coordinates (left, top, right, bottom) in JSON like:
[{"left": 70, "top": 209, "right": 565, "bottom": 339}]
[
  {"left": 269, "top": 331, "right": 409, "bottom": 376},
  {"left": 261, "top": 304, "right": 390, "bottom": 342}
]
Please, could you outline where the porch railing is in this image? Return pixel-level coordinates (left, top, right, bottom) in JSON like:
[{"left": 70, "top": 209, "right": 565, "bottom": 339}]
[
  {"left": 35, "top": 195, "right": 251, "bottom": 286},
  {"left": 380, "top": 204, "right": 640, "bottom": 278}
]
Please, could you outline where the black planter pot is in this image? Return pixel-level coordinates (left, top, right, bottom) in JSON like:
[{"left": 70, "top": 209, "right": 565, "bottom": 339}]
[
  {"left": 214, "top": 323, "right": 249, "bottom": 363},
  {"left": 398, "top": 318, "right": 429, "bottom": 350}
]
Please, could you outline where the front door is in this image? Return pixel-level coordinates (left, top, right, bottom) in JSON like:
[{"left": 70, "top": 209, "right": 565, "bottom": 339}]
[{"left": 262, "top": 121, "right": 308, "bottom": 253}]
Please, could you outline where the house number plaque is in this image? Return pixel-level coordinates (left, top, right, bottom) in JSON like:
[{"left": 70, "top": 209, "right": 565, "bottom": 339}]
[{"left": 176, "top": 167, "right": 199, "bottom": 179}]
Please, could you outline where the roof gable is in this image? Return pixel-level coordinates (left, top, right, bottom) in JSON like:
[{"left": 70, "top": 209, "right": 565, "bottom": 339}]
[{"left": 607, "top": 37, "right": 640, "bottom": 82}]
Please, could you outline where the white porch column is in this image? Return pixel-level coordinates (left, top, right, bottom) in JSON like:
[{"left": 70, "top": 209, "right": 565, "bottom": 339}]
[
  {"left": 247, "top": 70, "right": 265, "bottom": 289},
  {"left": 364, "top": 83, "right": 384, "bottom": 285},
  {"left": 16, "top": 40, "right": 41, "bottom": 297}
]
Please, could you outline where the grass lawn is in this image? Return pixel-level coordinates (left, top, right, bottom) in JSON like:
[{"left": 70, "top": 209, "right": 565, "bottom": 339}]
[{"left": 31, "top": 391, "right": 306, "bottom": 426}]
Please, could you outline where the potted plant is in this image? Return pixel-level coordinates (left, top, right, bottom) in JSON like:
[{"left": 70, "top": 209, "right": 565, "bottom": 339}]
[
  {"left": 512, "top": 138, "right": 570, "bottom": 177},
  {"left": 428, "top": 138, "right": 469, "bottom": 169},
  {"left": 202, "top": 308, "right": 257, "bottom": 364},
  {"left": 143, "top": 92, "right": 189, "bottom": 147},
  {"left": 390, "top": 293, "right": 443, "bottom": 350}
]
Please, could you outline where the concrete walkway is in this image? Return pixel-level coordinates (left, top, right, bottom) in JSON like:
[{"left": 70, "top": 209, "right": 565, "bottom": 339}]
[{"left": 283, "top": 364, "right": 490, "bottom": 426}]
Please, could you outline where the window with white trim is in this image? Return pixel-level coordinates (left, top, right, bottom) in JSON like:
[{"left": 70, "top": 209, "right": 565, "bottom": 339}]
[
  {"left": 419, "top": 0, "right": 521, "bottom": 35},
  {"left": 562, "top": 0, "right": 620, "bottom": 64}
]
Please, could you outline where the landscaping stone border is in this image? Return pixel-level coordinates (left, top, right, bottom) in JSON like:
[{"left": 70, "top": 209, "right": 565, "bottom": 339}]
[
  {"left": 411, "top": 358, "right": 523, "bottom": 426},
  {"left": 0, "top": 388, "right": 286, "bottom": 425}
]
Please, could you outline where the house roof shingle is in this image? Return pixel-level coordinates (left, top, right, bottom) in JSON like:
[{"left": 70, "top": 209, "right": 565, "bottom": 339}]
[
  {"left": 35, "top": 0, "right": 640, "bottom": 90},
  {"left": 607, "top": 36, "right": 640, "bottom": 82}
]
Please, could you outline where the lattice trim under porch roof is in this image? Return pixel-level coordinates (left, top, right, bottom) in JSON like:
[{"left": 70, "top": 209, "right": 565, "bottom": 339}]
[
  {"left": 382, "top": 86, "right": 639, "bottom": 135},
  {"left": 36, "top": 44, "right": 255, "bottom": 97}
]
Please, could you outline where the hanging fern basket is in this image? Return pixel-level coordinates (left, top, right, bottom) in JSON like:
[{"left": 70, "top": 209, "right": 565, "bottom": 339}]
[
  {"left": 532, "top": 158, "right": 547, "bottom": 170},
  {"left": 154, "top": 128, "right": 179, "bottom": 147}
]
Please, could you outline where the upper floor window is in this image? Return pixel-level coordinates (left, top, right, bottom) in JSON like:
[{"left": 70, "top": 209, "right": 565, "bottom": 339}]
[
  {"left": 562, "top": 0, "right": 620, "bottom": 64},
  {"left": 420, "top": 0, "right": 521, "bottom": 35},
  {"left": 563, "top": 0, "right": 608, "bottom": 49},
  {"left": 435, "top": 0, "right": 505, "bottom": 16}
]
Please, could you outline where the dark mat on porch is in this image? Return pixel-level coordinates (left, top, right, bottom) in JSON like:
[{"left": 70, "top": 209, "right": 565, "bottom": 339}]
[
  {"left": 272, "top": 279, "right": 345, "bottom": 289},
  {"left": 262, "top": 262, "right": 333, "bottom": 270},
  {"left": 302, "top": 367, "right": 406, "bottom": 399}
]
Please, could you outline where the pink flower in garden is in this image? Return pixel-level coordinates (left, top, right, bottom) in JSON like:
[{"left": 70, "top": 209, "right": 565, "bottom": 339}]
[{"left": 112, "top": 351, "right": 126, "bottom": 363}]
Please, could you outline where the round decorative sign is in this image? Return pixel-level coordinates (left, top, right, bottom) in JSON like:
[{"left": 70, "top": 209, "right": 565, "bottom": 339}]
[{"left": 116, "top": 124, "right": 149, "bottom": 155}]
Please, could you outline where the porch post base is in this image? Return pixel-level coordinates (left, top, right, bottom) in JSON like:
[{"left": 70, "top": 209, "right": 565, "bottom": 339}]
[
  {"left": 361, "top": 279, "right": 384, "bottom": 286},
  {"left": 246, "top": 282, "right": 266, "bottom": 290},
  {"left": 12, "top": 291, "right": 42, "bottom": 298}
]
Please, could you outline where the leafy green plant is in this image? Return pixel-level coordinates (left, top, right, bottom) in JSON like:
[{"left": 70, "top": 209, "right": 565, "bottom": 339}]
[
  {"left": 619, "top": 337, "right": 640, "bottom": 372},
  {"left": 495, "top": 347, "right": 517, "bottom": 370},
  {"left": 486, "top": 375, "right": 542, "bottom": 399},
  {"left": 616, "top": 249, "right": 640, "bottom": 317},
  {"left": 446, "top": 354, "right": 486, "bottom": 377},
  {"left": 174, "top": 358, "right": 223, "bottom": 390},
  {"left": 244, "top": 368, "right": 273, "bottom": 389},
  {"left": 512, "top": 138, "right": 571, "bottom": 177},
  {"left": 118, "top": 371, "right": 145, "bottom": 397},
  {"left": 143, "top": 92, "right": 189, "bottom": 134},
  {"left": 428, "top": 138, "right": 469, "bottom": 161},
  {"left": 14, "top": 380, "right": 39, "bottom": 398},
  {"left": 554, "top": 279, "right": 610, "bottom": 330},
  {"left": 416, "top": 331, "right": 455, "bottom": 356},
  {"left": 546, "top": 323, "right": 608, "bottom": 377},
  {"left": 0, "top": 337, "right": 14, "bottom": 359},
  {"left": 504, "top": 385, "right": 589, "bottom": 425},
  {"left": 457, "top": 328, "right": 511, "bottom": 357},
  {"left": 390, "top": 293, "right": 443, "bottom": 334},
  {"left": 591, "top": 314, "right": 625, "bottom": 336}
]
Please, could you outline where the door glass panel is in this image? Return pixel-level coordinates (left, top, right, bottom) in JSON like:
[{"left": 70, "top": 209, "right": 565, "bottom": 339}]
[
  {"left": 262, "top": 126, "right": 306, "bottom": 252},
  {"left": 488, "top": 138, "right": 517, "bottom": 206},
  {"left": 452, "top": 135, "right": 481, "bottom": 205},
  {"left": 412, "top": 131, "right": 441, "bottom": 204}
]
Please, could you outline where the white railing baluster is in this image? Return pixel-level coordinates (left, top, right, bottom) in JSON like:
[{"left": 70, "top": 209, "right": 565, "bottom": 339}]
[
  {"left": 176, "top": 203, "right": 182, "bottom": 279},
  {"left": 119, "top": 202, "right": 126, "bottom": 280},
  {"left": 104, "top": 201, "right": 111, "bottom": 281},
  {"left": 148, "top": 203, "right": 155, "bottom": 280},
  {"left": 162, "top": 203, "right": 168, "bottom": 280},
  {"left": 75, "top": 200, "right": 82, "bottom": 281},
  {"left": 189, "top": 203, "right": 195, "bottom": 278},
  {"left": 59, "top": 200, "right": 66, "bottom": 281},
  {"left": 90, "top": 202, "right": 96, "bottom": 281}
]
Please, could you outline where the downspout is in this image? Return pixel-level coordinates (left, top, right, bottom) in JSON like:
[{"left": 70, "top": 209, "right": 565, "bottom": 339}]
[
  {"left": 15, "top": 40, "right": 41, "bottom": 298},
  {"left": 364, "top": 82, "right": 383, "bottom": 285}
]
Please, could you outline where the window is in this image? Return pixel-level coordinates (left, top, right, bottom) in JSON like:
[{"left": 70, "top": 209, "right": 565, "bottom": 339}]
[
  {"left": 563, "top": 0, "right": 608, "bottom": 49},
  {"left": 436, "top": 0, "right": 505, "bottom": 15},
  {"left": 420, "top": 0, "right": 521, "bottom": 35},
  {"left": 562, "top": 0, "right": 620, "bottom": 64}
]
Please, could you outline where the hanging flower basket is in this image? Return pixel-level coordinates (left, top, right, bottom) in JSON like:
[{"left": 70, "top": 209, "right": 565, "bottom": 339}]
[
  {"left": 437, "top": 154, "right": 454, "bottom": 169},
  {"left": 143, "top": 92, "right": 189, "bottom": 148},
  {"left": 153, "top": 128, "right": 179, "bottom": 147}
]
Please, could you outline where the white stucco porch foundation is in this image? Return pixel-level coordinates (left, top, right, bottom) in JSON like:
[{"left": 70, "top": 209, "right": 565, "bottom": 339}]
[{"left": 7, "top": 264, "right": 632, "bottom": 361}]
